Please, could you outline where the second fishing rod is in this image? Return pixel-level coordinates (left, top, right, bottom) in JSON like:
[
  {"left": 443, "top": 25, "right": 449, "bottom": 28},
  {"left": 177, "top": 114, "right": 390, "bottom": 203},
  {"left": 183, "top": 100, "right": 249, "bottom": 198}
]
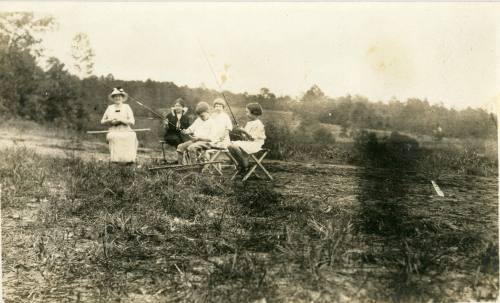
[{"left": 196, "top": 38, "right": 239, "bottom": 128}]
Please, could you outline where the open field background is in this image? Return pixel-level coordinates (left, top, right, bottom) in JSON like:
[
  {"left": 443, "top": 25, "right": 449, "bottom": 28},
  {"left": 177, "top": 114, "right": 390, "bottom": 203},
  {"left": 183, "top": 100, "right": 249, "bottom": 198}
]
[{"left": 1, "top": 104, "right": 497, "bottom": 176}]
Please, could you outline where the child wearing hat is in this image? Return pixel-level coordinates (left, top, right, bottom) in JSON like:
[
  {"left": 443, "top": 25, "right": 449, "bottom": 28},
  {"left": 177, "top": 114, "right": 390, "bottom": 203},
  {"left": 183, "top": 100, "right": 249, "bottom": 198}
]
[
  {"left": 176, "top": 101, "right": 217, "bottom": 164},
  {"left": 228, "top": 103, "right": 266, "bottom": 173},
  {"left": 210, "top": 98, "right": 233, "bottom": 149},
  {"left": 163, "top": 97, "right": 191, "bottom": 147},
  {"left": 100, "top": 87, "right": 138, "bottom": 163}
]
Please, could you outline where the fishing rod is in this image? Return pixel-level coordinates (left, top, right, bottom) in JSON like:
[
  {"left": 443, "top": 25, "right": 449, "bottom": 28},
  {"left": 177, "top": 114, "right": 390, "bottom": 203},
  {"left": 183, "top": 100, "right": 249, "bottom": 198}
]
[
  {"left": 134, "top": 100, "right": 164, "bottom": 120},
  {"left": 125, "top": 92, "right": 193, "bottom": 138},
  {"left": 149, "top": 161, "right": 225, "bottom": 171},
  {"left": 197, "top": 38, "right": 239, "bottom": 127},
  {"left": 133, "top": 98, "right": 188, "bottom": 130},
  {"left": 100, "top": 82, "right": 180, "bottom": 129},
  {"left": 87, "top": 128, "right": 151, "bottom": 134}
]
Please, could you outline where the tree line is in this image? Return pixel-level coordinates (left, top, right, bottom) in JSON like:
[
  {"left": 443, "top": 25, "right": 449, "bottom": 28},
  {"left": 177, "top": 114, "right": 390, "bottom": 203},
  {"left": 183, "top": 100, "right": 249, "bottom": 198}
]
[
  {"left": 300, "top": 87, "right": 498, "bottom": 139},
  {"left": 0, "top": 12, "right": 496, "bottom": 139}
]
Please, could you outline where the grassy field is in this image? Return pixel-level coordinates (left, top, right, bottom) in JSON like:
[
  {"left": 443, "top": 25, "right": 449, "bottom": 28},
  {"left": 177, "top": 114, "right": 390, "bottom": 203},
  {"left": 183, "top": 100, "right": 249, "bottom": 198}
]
[
  {"left": 1, "top": 110, "right": 497, "bottom": 177},
  {"left": 1, "top": 123, "right": 498, "bottom": 303}
]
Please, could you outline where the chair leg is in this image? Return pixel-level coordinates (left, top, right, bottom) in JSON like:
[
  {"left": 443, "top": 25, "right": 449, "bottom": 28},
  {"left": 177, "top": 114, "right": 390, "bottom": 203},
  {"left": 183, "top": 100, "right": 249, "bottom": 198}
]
[
  {"left": 242, "top": 163, "right": 258, "bottom": 181},
  {"left": 230, "top": 155, "right": 240, "bottom": 179},
  {"left": 230, "top": 170, "right": 239, "bottom": 180},
  {"left": 242, "top": 154, "right": 262, "bottom": 181},
  {"left": 207, "top": 151, "right": 223, "bottom": 175},
  {"left": 225, "top": 152, "right": 238, "bottom": 170},
  {"left": 253, "top": 153, "right": 273, "bottom": 181},
  {"left": 161, "top": 142, "right": 166, "bottom": 162},
  {"left": 242, "top": 152, "right": 273, "bottom": 181}
]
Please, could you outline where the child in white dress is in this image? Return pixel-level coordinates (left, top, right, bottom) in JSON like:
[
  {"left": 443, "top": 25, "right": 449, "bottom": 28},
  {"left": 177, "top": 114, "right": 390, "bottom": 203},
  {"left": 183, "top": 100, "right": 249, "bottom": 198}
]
[
  {"left": 228, "top": 103, "right": 266, "bottom": 173},
  {"left": 210, "top": 98, "right": 233, "bottom": 149},
  {"left": 100, "top": 87, "right": 138, "bottom": 163}
]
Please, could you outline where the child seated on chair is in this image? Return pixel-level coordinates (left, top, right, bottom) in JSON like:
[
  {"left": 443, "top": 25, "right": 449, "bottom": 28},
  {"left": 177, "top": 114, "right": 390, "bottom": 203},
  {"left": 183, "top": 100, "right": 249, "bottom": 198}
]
[
  {"left": 227, "top": 103, "right": 266, "bottom": 174},
  {"left": 176, "top": 102, "right": 216, "bottom": 164},
  {"left": 210, "top": 98, "right": 233, "bottom": 149},
  {"left": 163, "top": 98, "right": 191, "bottom": 148}
]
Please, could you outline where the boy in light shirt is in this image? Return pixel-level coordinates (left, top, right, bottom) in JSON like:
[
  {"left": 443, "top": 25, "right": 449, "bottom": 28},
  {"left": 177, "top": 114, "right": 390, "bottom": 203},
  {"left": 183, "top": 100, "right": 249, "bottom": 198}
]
[{"left": 176, "top": 102, "right": 216, "bottom": 164}]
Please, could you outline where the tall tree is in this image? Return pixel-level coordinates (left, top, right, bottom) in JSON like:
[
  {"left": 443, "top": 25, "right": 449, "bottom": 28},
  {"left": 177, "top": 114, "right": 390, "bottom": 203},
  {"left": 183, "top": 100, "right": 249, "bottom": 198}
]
[
  {"left": 0, "top": 12, "right": 56, "bottom": 55},
  {"left": 70, "top": 32, "right": 95, "bottom": 78},
  {"left": 0, "top": 12, "right": 55, "bottom": 117},
  {"left": 39, "top": 57, "right": 86, "bottom": 128}
]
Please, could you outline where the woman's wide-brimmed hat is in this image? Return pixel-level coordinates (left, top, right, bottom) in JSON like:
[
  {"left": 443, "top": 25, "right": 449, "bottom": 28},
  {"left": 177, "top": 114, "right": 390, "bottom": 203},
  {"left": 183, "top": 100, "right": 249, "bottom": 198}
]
[{"left": 108, "top": 87, "right": 129, "bottom": 102}]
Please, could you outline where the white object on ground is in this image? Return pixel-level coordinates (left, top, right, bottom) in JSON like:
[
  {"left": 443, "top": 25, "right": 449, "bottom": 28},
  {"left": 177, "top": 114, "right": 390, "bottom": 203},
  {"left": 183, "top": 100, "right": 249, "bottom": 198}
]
[{"left": 431, "top": 180, "right": 445, "bottom": 197}]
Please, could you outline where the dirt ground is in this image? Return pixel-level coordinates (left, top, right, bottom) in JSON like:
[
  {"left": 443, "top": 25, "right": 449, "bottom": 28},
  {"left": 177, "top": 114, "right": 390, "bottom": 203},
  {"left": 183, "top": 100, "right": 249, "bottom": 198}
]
[
  {"left": 1, "top": 130, "right": 498, "bottom": 302},
  {"left": 0, "top": 129, "right": 164, "bottom": 162}
]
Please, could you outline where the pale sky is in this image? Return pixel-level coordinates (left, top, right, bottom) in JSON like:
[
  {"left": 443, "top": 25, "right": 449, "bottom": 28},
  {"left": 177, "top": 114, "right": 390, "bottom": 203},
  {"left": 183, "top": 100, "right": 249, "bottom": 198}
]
[{"left": 2, "top": 2, "right": 500, "bottom": 110}]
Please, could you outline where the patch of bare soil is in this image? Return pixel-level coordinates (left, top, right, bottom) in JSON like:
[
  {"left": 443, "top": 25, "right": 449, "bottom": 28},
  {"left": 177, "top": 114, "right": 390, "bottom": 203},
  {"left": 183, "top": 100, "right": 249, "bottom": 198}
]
[
  {"left": 0, "top": 130, "right": 165, "bottom": 162},
  {"left": 1, "top": 133, "right": 498, "bottom": 302}
]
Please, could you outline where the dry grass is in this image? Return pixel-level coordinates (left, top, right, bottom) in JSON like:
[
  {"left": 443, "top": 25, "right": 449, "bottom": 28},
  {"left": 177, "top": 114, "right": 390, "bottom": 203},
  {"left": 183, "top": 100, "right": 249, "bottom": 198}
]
[{"left": 1, "top": 138, "right": 498, "bottom": 302}]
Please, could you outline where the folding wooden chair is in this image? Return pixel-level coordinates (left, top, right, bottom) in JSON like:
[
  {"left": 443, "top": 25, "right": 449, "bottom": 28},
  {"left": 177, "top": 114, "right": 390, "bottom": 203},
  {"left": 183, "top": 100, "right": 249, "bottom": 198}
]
[
  {"left": 231, "top": 148, "right": 273, "bottom": 181},
  {"left": 202, "top": 148, "right": 237, "bottom": 175}
]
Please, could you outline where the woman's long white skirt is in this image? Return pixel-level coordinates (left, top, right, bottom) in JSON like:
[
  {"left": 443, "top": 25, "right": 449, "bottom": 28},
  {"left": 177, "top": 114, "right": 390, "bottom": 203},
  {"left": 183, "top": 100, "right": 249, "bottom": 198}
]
[{"left": 106, "top": 126, "right": 138, "bottom": 163}]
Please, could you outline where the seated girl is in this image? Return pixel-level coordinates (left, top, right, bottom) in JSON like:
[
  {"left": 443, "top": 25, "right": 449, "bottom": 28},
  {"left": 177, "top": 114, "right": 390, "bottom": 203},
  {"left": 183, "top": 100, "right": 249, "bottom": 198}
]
[
  {"left": 210, "top": 98, "right": 233, "bottom": 149},
  {"left": 163, "top": 98, "right": 191, "bottom": 147},
  {"left": 176, "top": 102, "right": 216, "bottom": 164},
  {"left": 227, "top": 103, "right": 265, "bottom": 174}
]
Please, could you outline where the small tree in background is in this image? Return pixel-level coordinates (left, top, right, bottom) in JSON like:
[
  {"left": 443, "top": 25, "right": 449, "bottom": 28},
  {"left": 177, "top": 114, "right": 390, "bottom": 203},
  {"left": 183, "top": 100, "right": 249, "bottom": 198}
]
[
  {"left": 299, "top": 85, "right": 330, "bottom": 120},
  {"left": 39, "top": 57, "right": 86, "bottom": 128}
]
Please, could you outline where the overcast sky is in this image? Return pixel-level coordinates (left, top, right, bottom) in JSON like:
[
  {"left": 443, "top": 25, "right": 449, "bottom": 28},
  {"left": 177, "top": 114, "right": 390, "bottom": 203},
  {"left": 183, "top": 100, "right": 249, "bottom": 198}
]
[{"left": 3, "top": 2, "right": 499, "bottom": 110}]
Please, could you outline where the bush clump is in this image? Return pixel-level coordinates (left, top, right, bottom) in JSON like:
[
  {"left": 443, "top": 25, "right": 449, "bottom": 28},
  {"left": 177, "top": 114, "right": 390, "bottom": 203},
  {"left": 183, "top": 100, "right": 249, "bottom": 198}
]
[
  {"left": 350, "top": 130, "right": 422, "bottom": 169},
  {"left": 263, "top": 118, "right": 340, "bottom": 162}
]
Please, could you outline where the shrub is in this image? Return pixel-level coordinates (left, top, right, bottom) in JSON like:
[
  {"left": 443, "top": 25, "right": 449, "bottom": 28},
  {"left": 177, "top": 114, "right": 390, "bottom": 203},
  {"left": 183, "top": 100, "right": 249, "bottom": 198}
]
[
  {"left": 351, "top": 130, "right": 498, "bottom": 176},
  {"left": 263, "top": 118, "right": 337, "bottom": 162},
  {"left": 351, "top": 130, "right": 422, "bottom": 169},
  {"left": 262, "top": 119, "right": 293, "bottom": 160}
]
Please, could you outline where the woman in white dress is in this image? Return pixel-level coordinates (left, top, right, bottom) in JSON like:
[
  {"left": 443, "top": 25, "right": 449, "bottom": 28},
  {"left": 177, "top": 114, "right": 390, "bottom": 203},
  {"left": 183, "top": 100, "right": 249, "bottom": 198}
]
[
  {"left": 228, "top": 103, "right": 266, "bottom": 173},
  {"left": 100, "top": 87, "right": 138, "bottom": 164}
]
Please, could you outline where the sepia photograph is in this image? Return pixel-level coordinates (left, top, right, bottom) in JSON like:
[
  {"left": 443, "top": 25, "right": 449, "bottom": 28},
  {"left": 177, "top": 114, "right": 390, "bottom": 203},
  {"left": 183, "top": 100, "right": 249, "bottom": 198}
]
[{"left": 0, "top": 1, "right": 498, "bottom": 302}]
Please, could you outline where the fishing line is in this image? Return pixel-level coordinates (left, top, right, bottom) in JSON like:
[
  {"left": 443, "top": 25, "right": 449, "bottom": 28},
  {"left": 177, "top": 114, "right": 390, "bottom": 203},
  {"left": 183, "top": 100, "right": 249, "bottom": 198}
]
[
  {"left": 100, "top": 81, "right": 180, "bottom": 129},
  {"left": 196, "top": 38, "right": 239, "bottom": 127}
]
